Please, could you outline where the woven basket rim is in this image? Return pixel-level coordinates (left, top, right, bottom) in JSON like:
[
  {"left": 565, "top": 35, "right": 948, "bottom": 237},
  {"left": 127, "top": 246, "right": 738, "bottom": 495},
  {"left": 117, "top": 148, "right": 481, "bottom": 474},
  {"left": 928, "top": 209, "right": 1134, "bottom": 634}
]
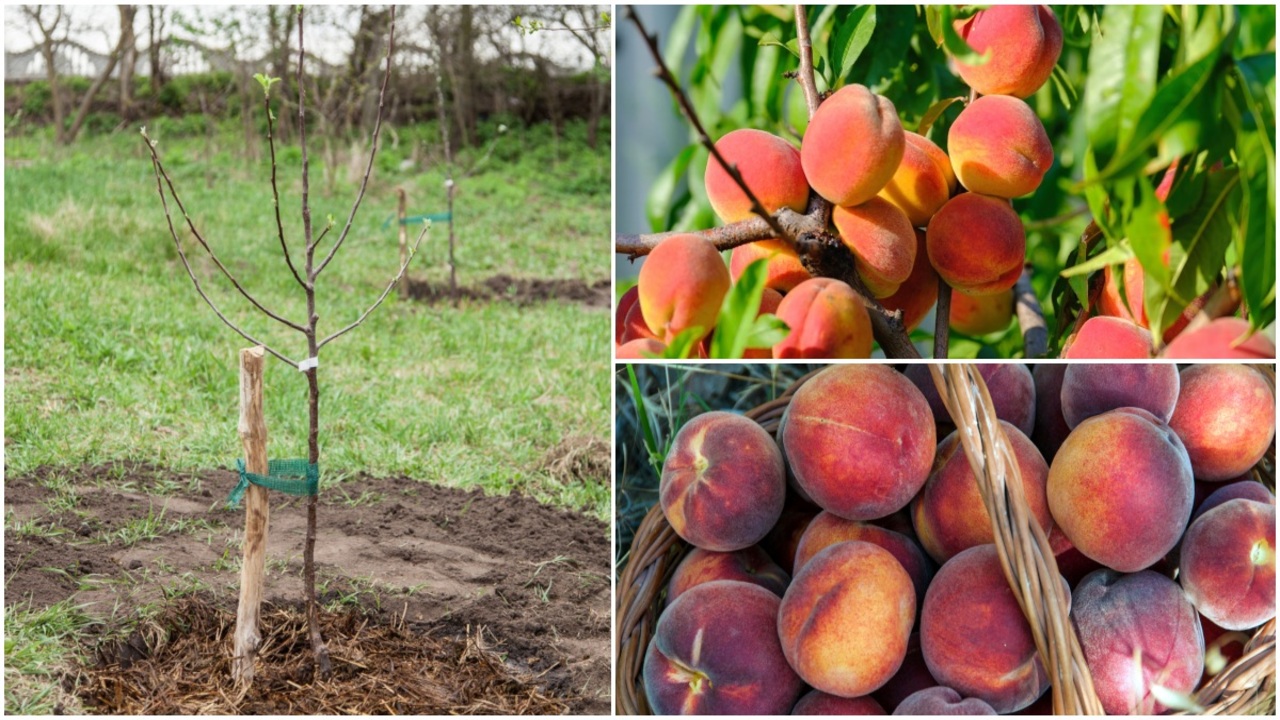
[{"left": 615, "top": 362, "right": 1277, "bottom": 716}]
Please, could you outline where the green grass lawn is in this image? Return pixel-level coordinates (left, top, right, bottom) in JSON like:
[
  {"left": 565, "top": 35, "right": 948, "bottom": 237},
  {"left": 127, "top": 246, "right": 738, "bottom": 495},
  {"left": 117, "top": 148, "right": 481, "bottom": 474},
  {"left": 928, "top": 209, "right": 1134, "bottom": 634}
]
[{"left": 4, "top": 119, "right": 611, "bottom": 517}]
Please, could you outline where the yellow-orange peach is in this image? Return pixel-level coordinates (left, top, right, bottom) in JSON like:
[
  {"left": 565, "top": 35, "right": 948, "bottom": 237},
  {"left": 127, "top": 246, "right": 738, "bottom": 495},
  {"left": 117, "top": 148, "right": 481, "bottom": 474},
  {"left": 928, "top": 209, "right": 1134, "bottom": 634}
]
[
  {"left": 772, "top": 278, "right": 873, "bottom": 359},
  {"left": 952, "top": 5, "right": 1063, "bottom": 98},
  {"left": 921, "top": 545, "right": 1051, "bottom": 713},
  {"left": 1097, "top": 258, "right": 1147, "bottom": 327},
  {"left": 780, "top": 365, "right": 936, "bottom": 520},
  {"left": 778, "top": 541, "right": 915, "bottom": 697},
  {"left": 948, "top": 96, "right": 1053, "bottom": 198},
  {"left": 950, "top": 289, "right": 1013, "bottom": 335},
  {"left": 793, "top": 512, "right": 933, "bottom": 602},
  {"left": 644, "top": 580, "right": 804, "bottom": 714},
  {"left": 832, "top": 197, "right": 918, "bottom": 298},
  {"left": 638, "top": 234, "right": 730, "bottom": 342},
  {"left": 926, "top": 193, "right": 1024, "bottom": 296},
  {"left": 801, "top": 84, "right": 905, "bottom": 207},
  {"left": 660, "top": 411, "right": 785, "bottom": 551},
  {"left": 729, "top": 239, "right": 810, "bottom": 292},
  {"left": 1169, "top": 364, "right": 1276, "bottom": 481},
  {"left": 705, "top": 128, "right": 809, "bottom": 223},
  {"left": 1047, "top": 408, "right": 1194, "bottom": 571},
  {"left": 879, "top": 132, "right": 956, "bottom": 227},
  {"left": 881, "top": 230, "right": 939, "bottom": 332}
]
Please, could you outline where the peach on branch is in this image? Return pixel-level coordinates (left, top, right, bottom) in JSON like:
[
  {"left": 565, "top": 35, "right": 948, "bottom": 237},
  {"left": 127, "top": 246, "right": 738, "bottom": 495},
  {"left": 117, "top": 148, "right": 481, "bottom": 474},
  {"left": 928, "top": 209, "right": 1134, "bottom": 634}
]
[
  {"left": 801, "top": 84, "right": 905, "bottom": 207},
  {"left": 778, "top": 541, "right": 916, "bottom": 697},
  {"left": 1060, "top": 316, "right": 1154, "bottom": 358},
  {"left": 659, "top": 411, "right": 785, "bottom": 552},
  {"left": 880, "top": 230, "right": 939, "bottom": 331},
  {"left": 948, "top": 95, "right": 1053, "bottom": 198},
  {"left": 1161, "top": 317, "right": 1276, "bottom": 359},
  {"left": 879, "top": 131, "right": 956, "bottom": 226},
  {"left": 1047, "top": 407, "right": 1194, "bottom": 572},
  {"left": 729, "top": 239, "right": 810, "bottom": 292},
  {"left": 950, "top": 289, "right": 1013, "bottom": 336},
  {"left": 1169, "top": 364, "right": 1276, "bottom": 481},
  {"left": 1060, "top": 362, "right": 1180, "bottom": 428},
  {"left": 615, "top": 286, "right": 640, "bottom": 345},
  {"left": 666, "top": 546, "right": 790, "bottom": 606},
  {"left": 637, "top": 234, "right": 730, "bottom": 342},
  {"left": 1097, "top": 258, "right": 1148, "bottom": 327},
  {"left": 780, "top": 364, "right": 936, "bottom": 520},
  {"left": 921, "top": 544, "right": 1052, "bottom": 713},
  {"left": 772, "top": 277, "right": 873, "bottom": 359},
  {"left": 952, "top": 5, "right": 1063, "bottom": 98},
  {"left": 926, "top": 193, "right": 1025, "bottom": 296},
  {"left": 1072, "top": 569, "right": 1205, "bottom": 714},
  {"left": 644, "top": 580, "right": 804, "bottom": 714},
  {"left": 1180, "top": 498, "right": 1276, "bottom": 631},
  {"left": 832, "top": 197, "right": 918, "bottom": 298},
  {"left": 616, "top": 337, "right": 665, "bottom": 359},
  {"left": 705, "top": 128, "right": 809, "bottom": 224}
]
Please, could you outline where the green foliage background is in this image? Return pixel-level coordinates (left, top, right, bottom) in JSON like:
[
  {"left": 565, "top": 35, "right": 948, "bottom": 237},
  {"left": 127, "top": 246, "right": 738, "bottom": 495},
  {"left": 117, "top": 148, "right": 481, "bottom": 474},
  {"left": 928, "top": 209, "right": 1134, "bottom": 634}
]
[{"left": 642, "top": 4, "right": 1275, "bottom": 357}]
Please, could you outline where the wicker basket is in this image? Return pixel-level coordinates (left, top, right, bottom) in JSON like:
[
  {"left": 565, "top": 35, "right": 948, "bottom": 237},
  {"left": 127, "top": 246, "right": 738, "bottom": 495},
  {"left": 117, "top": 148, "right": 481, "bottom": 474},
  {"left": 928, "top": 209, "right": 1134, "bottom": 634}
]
[{"left": 616, "top": 364, "right": 1277, "bottom": 715}]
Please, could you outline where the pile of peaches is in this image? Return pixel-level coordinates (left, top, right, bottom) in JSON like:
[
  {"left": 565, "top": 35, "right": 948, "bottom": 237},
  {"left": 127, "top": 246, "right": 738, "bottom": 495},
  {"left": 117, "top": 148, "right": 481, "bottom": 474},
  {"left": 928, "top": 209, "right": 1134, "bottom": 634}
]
[
  {"left": 643, "top": 363, "right": 1276, "bottom": 715},
  {"left": 617, "top": 5, "right": 1275, "bottom": 360}
]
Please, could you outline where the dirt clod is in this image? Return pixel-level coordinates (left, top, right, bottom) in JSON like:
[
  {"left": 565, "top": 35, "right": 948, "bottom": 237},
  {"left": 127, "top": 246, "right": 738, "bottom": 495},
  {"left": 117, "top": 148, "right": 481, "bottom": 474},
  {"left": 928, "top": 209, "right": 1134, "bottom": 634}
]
[{"left": 404, "top": 274, "right": 610, "bottom": 308}]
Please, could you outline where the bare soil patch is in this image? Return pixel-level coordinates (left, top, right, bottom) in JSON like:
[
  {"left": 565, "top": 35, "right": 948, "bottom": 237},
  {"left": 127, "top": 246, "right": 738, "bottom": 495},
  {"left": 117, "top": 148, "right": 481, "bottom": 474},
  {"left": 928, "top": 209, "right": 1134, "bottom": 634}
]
[
  {"left": 404, "top": 274, "right": 611, "bottom": 308},
  {"left": 4, "top": 462, "right": 610, "bottom": 714}
]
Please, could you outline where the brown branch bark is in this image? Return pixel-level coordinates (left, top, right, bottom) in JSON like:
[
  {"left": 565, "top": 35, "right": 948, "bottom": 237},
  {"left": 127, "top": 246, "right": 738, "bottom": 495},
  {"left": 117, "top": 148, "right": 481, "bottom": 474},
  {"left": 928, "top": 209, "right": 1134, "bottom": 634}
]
[
  {"left": 1014, "top": 267, "right": 1048, "bottom": 358},
  {"left": 65, "top": 6, "right": 135, "bottom": 144},
  {"left": 793, "top": 6, "right": 820, "bottom": 117},
  {"left": 319, "top": 221, "right": 430, "bottom": 349},
  {"left": 265, "top": 95, "right": 306, "bottom": 289}
]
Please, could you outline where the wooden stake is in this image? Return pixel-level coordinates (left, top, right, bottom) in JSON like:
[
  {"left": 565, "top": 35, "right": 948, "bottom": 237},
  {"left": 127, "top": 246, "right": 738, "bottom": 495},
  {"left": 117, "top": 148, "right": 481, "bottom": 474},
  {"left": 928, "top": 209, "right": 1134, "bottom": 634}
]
[
  {"left": 232, "top": 345, "right": 269, "bottom": 687},
  {"left": 396, "top": 187, "right": 408, "bottom": 298},
  {"left": 447, "top": 180, "right": 457, "bottom": 306}
]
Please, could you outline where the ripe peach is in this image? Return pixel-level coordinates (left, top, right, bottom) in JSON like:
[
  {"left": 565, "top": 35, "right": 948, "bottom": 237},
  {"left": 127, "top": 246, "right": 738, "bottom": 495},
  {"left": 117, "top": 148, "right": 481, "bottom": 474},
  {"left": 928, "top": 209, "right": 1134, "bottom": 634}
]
[
  {"left": 616, "top": 337, "right": 665, "bottom": 359},
  {"left": 893, "top": 687, "right": 997, "bottom": 715},
  {"left": 1180, "top": 498, "right": 1276, "bottom": 631},
  {"left": 705, "top": 128, "right": 809, "bottom": 224},
  {"left": 912, "top": 422, "right": 1053, "bottom": 564},
  {"left": 921, "top": 544, "right": 1052, "bottom": 713},
  {"left": 644, "top": 580, "right": 804, "bottom": 714},
  {"left": 792, "top": 691, "right": 885, "bottom": 715},
  {"left": 952, "top": 5, "right": 1063, "bottom": 98},
  {"left": 772, "top": 277, "right": 873, "bottom": 359},
  {"left": 1169, "top": 364, "right": 1277, "bottom": 481},
  {"left": 666, "top": 546, "right": 790, "bottom": 606},
  {"left": 832, "top": 197, "right": 918, "bottom": 297},
  {"left": 1097, "top": 258, "right": 1147, "bottom": 327},
  {"left": 1194, "top": 480, "right": 1275, "bottom": 521},
  {"left": 793, "top": 512, "right": 933, "bottom": 602},
  {"left": 1047, "top": 407, "right": 1194, "bottom": 571},
  {"left": 904, "top": 363, "right": 1035, "bottom": 437},
  {"left": 778, "top": 541, "right": 916, "bottom": 697},
  {"left": 1060, "top": 362, "right": 1180, "bottom": 428},
  {"left": 659, "top": 411, "right": 785, "bottom": 552},
  {"left": 950, "top": 289, "right": 1013, "bottom": 335},
  {"left": 1030, "top": 364, "right": 1070, "bottom": 461},
  {"left": 1072, "top": 570, "right": 1205, "bottom": 714},
  {"left": 729, "top": 239, "right": 810, "bottom": 293},
  {"left": 948, "top": 96, "right": 1053, "bottom": 198},
  {"left": 879, "top": 131, "right": 956, "bottom": 226},
  {"left": 619, "top": 300, "right": 659, "bottom": 344},
  {"left": 638, "top": 234, "right": 730, "bottom": 342},
  {"left": 615, "top": 286, "right": 640, "bottom": 344},
  {"left": 801, "top": 84, "right": 905, "bottom": 207},
  {"left": 1161, "top": 317, "right": 1276, "bottom": 359},
  {"left": 780, "top": 364, "right": 936, "bottom": 520},
  {"left": 872, "top": 633, "right": 937, "bottom": 712},
  {"left": 926, "top": 193, "right": 1025, "bottom": 296},
  {"left": 1061, "top": 316, "right": 1154, "bottom": 358},
  {"left": 881, "top": 230, "right": 939, "bottom": 331}
]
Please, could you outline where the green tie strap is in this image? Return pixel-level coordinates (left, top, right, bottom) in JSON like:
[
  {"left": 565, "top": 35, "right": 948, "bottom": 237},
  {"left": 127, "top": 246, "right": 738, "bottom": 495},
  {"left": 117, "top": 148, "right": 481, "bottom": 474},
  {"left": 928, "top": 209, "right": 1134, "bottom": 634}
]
[{"left": 227, "top": 458, "right": 319, "bottom": 508}]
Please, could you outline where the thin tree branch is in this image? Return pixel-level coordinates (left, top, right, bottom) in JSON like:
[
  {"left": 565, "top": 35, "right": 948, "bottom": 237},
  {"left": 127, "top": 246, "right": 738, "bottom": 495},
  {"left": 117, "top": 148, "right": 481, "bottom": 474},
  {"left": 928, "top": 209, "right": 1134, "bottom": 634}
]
[
  {"left": 616, "top": 207, "right": 820, "bottom": 258},
  {"left": 1014, "top": 267, "right": 1048, "bottom": 358},
  {"left": 794, "top": 6, "right": 820, "bottom": 116},
  {"left": 934, "top": 275, "right": 951, "bottom": 359},
  {"left": 143, "top": 130, "right": 307, "bottom": 333},
  {"left": 318, "top": 223, "right": 429, "bottom": 349},
  {"left": 265, "top": 94, "right": 306, "bottom": 289},
  {"left": 626, "top": 6, "right": 792, "bottom": 243},
  {"left": 314, "top": 5, "right": 397, "bottom": 277},
  {"left": 144, "top": 149, "right": 297, "bottom": 368}
]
